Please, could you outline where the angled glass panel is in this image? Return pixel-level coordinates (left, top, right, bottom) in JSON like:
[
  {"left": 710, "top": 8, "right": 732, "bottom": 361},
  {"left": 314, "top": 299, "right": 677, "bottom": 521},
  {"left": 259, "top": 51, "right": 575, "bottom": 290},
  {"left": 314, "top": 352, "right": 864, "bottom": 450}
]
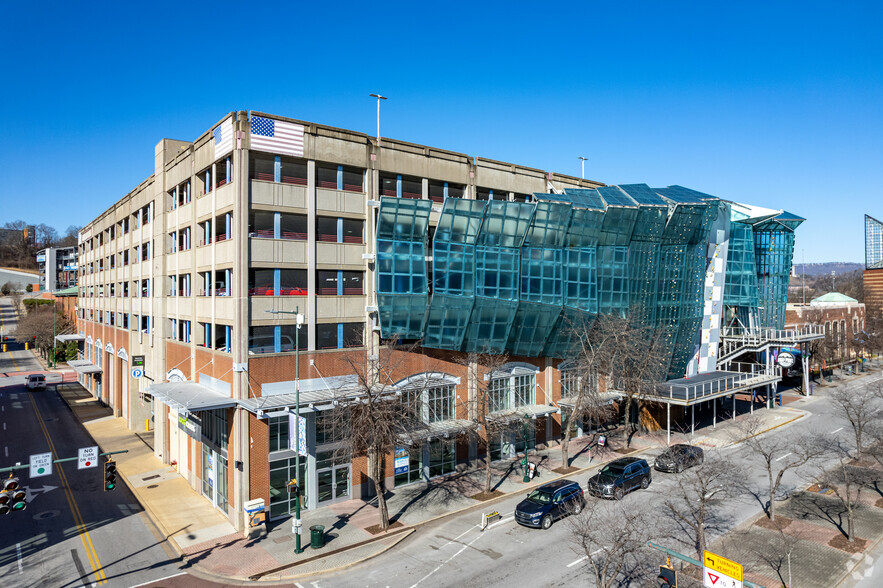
[
  {"left": 566, "top": 208, "right": 603, "bottom": 248},
  {"left": 598, "top": 207, "right": 638, "bottom": 247},
  {"left": 377, "top": 294, "right": 427, "bottom": 339},
  {"left": 476, "top": 200, "right": 535, "bottom": 248},
  {"left": 543, "top": 308, "right": 594, "bottom": 359},
  {"left": 463, "top": 299, "right": 518, "bottom": 354},
  {"left": 564, "top": 247, "right": 598, "bottom": 313},
  {"left": 376, "top": 239, "right": 426, "bottom": 294},
  {"left": 656, "top": 185, "right": 718, "bottom": 203},
  {"left": 520, "top": 248, "right": 563, "bottom": 305},
  {"left": 723, "top": 221, "right": 759, "bottom": 307},
  {"left": 524, "top": 202, "right": 571, "bottom": 248},
  {"left": 630, "top": 206, "right": 666, "bottom": 242},
  {"left": 754, "top": 226, "right": 795, "bottom": 329},
  {"left": 598, "top": 186, "right": 637, "bottom": 208},
  {"left": 596, "top": 246, "right": 629, "bottom": 316},
  {"left": 618, "top": 184, "right": 668, "bottom": 206},
  {"left": 376, "top": 197, "right": 431, "bottom": 240},
  {"left": 424, "top": 294, "right": 474, "bottom": 350},
  {"left": 867, "top": 214, "right": 883, "bottom": 270},
  {"left": 507, "top": 303, "right": 561, "bottom": 357},
  {"left": 628, "top": 242, "right": 660, "bottom": 324},
  {"left": 433, "top": 242, "right": 474, "bottom": 296},
  {"left": 475, "top": 246, "right": 519, "bottom": 300},
  {"left": 564, "top": 188, "right": 605, "bottom": 210},
  {"left": 435, "top": 198, "right": 486, "bottom": 244},
  {"left": 662, "top": 203, "right": 708, "bottom": 245}
]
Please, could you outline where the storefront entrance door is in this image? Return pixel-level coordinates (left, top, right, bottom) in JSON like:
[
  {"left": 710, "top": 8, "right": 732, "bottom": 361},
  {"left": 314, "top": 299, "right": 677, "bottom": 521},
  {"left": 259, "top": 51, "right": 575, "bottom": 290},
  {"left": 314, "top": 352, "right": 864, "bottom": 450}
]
[{"left": 317, "top": 465, "right": 350, "bottom": 505}]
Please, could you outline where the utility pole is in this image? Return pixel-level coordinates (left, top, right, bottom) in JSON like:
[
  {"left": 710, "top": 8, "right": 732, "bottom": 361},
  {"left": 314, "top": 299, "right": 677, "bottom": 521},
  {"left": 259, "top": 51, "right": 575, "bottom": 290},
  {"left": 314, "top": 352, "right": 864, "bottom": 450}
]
[
  {"left": 369, "top": 94, "right": 387, "bottom": 148},
  {"left": 578, "top": 156, "right": 587, "bottom": 179}
]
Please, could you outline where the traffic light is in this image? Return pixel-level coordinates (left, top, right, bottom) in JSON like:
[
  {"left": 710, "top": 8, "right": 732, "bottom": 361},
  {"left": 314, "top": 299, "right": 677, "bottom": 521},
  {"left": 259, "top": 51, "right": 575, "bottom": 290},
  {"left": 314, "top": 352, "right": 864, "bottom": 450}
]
[
  {"left": 658, "top": 556, "right": 677, "bottom": 587},
  {"left": 2, "top": 476, "right": 26, "bottom": 513},
  {"left": 287, "top": 478, "right": 299, "bottom": 497},
  {"left": 104, "top": 459, "right": 117, "bottom": 491}
]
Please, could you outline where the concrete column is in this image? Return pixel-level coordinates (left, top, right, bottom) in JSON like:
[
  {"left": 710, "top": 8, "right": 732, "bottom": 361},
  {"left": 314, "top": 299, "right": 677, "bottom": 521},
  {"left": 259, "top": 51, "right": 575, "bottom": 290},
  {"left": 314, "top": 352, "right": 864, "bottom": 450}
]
[
  {"left": 422, "top": 178, "right": 429, "bottom": 200},
  {"left": 307, "top": 159, "right": 317, "bottom": 350}
]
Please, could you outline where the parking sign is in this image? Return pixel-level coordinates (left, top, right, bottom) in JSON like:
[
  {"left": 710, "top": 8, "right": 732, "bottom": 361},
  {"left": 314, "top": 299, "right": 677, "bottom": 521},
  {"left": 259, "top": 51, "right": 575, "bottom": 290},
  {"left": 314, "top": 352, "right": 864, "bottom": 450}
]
[{"left": 78, "top": 446, "right": 99, "bottom": 469}]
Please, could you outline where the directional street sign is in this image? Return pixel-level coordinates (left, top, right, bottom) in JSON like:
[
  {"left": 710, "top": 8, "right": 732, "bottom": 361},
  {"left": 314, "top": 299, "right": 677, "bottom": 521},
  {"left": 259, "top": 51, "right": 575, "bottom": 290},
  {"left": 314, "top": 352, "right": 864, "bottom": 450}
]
[
  {"left": 30, "top": 452, "right": 53, "bottom": 477},
  {"left": 78, "top": 446, "right": 99, "bottom": 469},
  {"left": 703, "top": 550, "right": 743, "bottom": 588}
]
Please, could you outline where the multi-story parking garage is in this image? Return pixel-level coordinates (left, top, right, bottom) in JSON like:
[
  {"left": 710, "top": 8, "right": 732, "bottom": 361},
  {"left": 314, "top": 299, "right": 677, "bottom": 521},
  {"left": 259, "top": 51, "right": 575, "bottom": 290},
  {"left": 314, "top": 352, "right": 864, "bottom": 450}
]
[{"left": 75, "top": 110, "right": 819, "bottom": 528}]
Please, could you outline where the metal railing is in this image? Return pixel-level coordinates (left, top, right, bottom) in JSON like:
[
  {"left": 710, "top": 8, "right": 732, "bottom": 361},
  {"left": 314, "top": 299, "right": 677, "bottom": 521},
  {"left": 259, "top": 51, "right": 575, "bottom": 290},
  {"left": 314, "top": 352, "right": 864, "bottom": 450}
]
[
  {"left": 654, "top": 363, "right": 778, "bottom": 403},
  {"left": 719, "top": 324, "right": 825, "bottom": 362}
]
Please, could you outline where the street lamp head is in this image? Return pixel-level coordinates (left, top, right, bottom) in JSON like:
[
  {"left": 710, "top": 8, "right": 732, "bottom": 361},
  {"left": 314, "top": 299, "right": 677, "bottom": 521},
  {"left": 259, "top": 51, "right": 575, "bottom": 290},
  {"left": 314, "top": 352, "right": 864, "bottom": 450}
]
[
  {"left": 370, "top": 93, "right": 388, "bottom": 100},
  {"left": 578, "top": 156, "right": 588, "bottom": 161}
]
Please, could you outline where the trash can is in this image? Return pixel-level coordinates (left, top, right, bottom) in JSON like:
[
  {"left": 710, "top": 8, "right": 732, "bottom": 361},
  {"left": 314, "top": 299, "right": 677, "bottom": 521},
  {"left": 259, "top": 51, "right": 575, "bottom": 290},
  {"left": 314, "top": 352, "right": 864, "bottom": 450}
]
[{"left": 310, "top": 525, "right": 325, "bottom": 549}]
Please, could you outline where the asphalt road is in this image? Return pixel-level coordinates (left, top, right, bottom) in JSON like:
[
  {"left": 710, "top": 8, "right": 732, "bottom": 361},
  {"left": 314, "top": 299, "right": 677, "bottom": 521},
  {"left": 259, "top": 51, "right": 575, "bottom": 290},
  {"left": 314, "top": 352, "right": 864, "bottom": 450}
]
[
  {"left": 0, "top": 297, "right": 182, "bottom": 587},
  {"left": 317, "top": 375, "right": 883, "bottom": 588}
]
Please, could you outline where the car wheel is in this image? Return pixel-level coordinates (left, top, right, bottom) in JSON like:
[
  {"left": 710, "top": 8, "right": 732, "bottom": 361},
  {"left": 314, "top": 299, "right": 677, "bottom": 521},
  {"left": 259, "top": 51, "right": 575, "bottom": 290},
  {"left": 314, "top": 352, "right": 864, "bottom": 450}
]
[
  {"left": 573, "top": 501, "right": 583, "bottom": 515},
  {"left": 698, "top": 454, "right": 705, "bottom": 465},
  {"left": 614, "top": 487, "right": 624, "bottom": 500},
  {"left": 675, "top": 463, "right": 683, "bottom": 473},
  {"left": 541, "top": 514, "right": 552, "bottom": 529},
  {"left": 640, "top": 476, "right": 650, "bottom": 490}
]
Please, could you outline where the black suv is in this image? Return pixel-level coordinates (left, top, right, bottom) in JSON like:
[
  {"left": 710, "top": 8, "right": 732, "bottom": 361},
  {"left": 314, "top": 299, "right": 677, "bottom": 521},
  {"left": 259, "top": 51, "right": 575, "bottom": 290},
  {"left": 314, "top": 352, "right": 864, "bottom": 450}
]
[
  {"left": 654, "top": 444, "right": 704, "bottom": 473},
  {"left": 587, "top": 457, "right": 651, "bottom": 500},
  {"left": 514, "top": 479, "right": 585, "bottom": 529}
]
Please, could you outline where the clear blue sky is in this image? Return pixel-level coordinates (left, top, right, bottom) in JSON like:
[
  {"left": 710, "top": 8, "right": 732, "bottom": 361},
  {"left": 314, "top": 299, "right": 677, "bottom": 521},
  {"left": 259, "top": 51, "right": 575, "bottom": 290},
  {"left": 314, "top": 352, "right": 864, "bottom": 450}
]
[{"left": 2, "top": 1, "right": 881, "bottom": 263}]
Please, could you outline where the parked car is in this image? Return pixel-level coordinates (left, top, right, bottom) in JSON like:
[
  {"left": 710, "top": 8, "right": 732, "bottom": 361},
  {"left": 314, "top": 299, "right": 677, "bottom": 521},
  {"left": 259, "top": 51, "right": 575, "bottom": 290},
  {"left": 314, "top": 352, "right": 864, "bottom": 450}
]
[
  {"left": 654, "top": 444, "right": 704, "bottom": 473},
  {"left": 26, "top": 374, "right": 46, "bottom": 390},
  {"left": 514, "top": 479, "right": 585, "bottom": 529},
  {"left": 587, "top": 457, "right": 651, "bottom": 500}
]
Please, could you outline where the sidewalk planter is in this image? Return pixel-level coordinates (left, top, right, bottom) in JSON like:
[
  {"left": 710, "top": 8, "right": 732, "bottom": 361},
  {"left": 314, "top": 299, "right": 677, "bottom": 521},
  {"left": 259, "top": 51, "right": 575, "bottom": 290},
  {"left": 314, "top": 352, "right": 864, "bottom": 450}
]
[{"left": 310, "top": 525, "right": 326, "bottom": 549}]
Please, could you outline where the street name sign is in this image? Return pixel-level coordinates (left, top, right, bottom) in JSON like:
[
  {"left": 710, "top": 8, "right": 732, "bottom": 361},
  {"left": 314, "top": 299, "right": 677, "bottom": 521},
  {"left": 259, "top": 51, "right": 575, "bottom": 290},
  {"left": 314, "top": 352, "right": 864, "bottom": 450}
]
[
  {"left": 30, "top": 452, "right": 53, "bottom": 477},
  {"left": 78, "top": 446, "right": 99, "bottom": 469},
  {"left": 703, "top": 550, "right": 743, "bottom": 588}
]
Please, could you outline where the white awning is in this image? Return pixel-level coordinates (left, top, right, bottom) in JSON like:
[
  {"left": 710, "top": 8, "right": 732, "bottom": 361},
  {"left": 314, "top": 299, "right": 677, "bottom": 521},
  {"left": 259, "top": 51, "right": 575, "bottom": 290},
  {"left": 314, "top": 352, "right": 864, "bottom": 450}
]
[
  {"left": 147, "top": 381, "right": 237, "bottom": 414},
  {"left": 56, "top": 334, "right": 85, "bottom": 343},
  {"left": 558, "top": 392, "right": 620, "bottom": 409},
  {"left": 397, "top": 419, "right": 478, "bottom": 445},
  {"left": 488, "top": 403, "right": 559, "bottom": 424},
  {"left": 68, "top": 359, "right": 102, "bottom": 374}
]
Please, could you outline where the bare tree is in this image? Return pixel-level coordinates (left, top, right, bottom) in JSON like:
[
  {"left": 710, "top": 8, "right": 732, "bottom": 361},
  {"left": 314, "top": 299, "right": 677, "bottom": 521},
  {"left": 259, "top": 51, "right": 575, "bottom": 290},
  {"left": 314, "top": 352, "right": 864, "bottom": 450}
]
[
  {"left": 60, "top": 225, "right": 81, "bottom": 247},
  {"left": 327, "top": 340, "right": 427, "bottom": 530},
  {"left": 35, "top": 223, "right": 59, "bottom": 249},
  {"left": 814, "top": 439, "right": 883, "bottom": 543},
  {"left": 559, "top": 314, "right": 620, "bottom": 467},
  {"left": 829, "top": 382, "right": 883, "bottom": 461},
  {"left": 736, "top": 416, "right": 827, "bottom": 521},
  {"left": 568, "top": 500, "right": 657, "bottom": 588},
  {"left": 597, "top": 313, "right": 668, "bottom": 447},
  {"left": 14, "top": 303, "right": 72, "bottom": 355},
  {"left": 662, "top": 452, "right": 737, "bottom": 558},
  {"left": 458, "top": 351, "right": 514, "bottom": 495}
]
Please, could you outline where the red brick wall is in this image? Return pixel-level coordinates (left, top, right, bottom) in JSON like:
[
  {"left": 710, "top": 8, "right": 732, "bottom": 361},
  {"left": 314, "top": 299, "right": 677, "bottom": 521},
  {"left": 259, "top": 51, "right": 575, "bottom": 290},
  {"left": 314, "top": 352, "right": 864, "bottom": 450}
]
[{"left": 865, "top": 269, "right": 883, "bottom": 319}]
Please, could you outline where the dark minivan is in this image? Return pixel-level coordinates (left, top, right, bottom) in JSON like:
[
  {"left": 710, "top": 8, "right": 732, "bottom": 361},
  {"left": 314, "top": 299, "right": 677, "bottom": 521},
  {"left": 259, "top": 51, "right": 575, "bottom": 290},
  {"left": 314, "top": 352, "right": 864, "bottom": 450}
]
[
  {"left": 514, "top": 479, "right": 585, "bottom": 529},
  {"left": 587, "top": 457, "right": 651, "bottom": 500}
]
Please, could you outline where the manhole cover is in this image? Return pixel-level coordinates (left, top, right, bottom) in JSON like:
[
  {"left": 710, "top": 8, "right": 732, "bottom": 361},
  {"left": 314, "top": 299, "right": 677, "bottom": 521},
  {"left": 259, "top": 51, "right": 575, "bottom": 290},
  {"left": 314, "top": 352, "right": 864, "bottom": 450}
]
[
  {"left": 147, "top": 484, "right": 160, "bottom": 489},
  {"left": 33, "top": 510, "right": 61, "bottom": 520}
]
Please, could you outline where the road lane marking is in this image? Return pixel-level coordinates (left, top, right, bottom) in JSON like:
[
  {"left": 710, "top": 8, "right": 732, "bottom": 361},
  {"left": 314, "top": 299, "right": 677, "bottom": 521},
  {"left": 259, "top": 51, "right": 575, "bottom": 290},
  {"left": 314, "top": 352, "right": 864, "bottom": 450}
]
[
  {"left": 567, "top": 549, "right": 601, "bottom": 568},
  {"left": 830, "top": 427, "right": 844, "bottom": 434},
  {"left": 30, "top": 390, "right": 107, "bottom": 584},
  {"left": 128, "top": 572, "right": 187, "bottom": 588},
  {"left": 775, "top": 452, "right": 793, "bottom": 462},
  {"left": 4, "top": 446, "right": 7, "bottom": 457},
  {"left": 410, "top": 531, "right": 486, "bottom": 588},
  {"left": 16, "top": 542, "right": 23, "bottom": 573},
  {"left": 486, "top": 515, "right": 513, "bottom": 529}
]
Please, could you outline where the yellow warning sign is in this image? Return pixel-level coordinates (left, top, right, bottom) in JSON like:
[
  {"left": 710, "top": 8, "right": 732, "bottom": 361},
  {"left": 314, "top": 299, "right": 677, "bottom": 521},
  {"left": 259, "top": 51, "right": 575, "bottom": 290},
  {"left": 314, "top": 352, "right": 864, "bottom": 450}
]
[{"left": 703, "top": 550, "right": 743, "bottom": 582}]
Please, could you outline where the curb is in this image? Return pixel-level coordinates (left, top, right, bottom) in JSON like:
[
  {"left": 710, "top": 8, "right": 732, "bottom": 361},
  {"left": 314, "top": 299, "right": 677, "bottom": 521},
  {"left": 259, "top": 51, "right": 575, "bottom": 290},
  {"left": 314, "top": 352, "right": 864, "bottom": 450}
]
[
  {"left": 245, "top": 446, "right": 646, "bottom": 582},
  {"left": 53, "top": 380, "right": 185, "bottom": 560}
]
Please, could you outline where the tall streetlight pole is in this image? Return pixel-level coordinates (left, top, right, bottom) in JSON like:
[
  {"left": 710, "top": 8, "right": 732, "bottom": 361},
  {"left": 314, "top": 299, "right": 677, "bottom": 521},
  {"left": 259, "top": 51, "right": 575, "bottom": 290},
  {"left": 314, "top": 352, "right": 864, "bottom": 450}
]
[
  {"left": 266, "top": 308, "right": 305, "bottom": 554},
  {"left": 578, "top": 156, "right": 588, "bottom": 180},
  {"left": 369, "top": 94, "right": 387, "bottom": 147}
]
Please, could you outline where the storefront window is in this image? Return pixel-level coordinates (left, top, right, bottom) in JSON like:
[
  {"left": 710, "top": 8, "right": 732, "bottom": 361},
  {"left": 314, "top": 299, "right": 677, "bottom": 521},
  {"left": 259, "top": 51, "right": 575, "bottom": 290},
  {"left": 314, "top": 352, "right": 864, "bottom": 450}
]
[
  {"left": 269, "top": 457, "right": 307, "bottom": 520},
  {"left": 428, "top": 440, "right": 456, "bottom": 478},
  {"left": 394, "top": 445, "right": 423, "bottom": 486}
]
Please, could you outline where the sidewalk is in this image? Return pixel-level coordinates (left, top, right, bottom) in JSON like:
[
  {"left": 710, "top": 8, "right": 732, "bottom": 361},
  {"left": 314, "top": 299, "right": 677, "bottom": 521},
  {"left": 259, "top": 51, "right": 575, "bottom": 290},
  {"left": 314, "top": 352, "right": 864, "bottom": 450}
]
[{"left": 49, "top": 381, "right": 819, "bottom": 584}]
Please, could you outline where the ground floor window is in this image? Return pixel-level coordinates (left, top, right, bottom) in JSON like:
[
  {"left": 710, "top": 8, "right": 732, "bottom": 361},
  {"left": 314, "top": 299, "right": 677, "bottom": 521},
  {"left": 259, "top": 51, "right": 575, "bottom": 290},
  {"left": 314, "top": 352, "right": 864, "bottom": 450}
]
[
  {"left": 269, "top": 457, "right": 307, "bottom": 519},
  {"left": 428, "top": 440, "right": 456, "bottom": 478},
  {"left": 315, "top": 450, "right": 351, "bottom": 505},
  {"left": 489, "top": 422, "right": 535, "bottom": 461},
  {"left": 201, "top": 446, "right": 229, "bottom": 512},
  {"left": 394, "top": 445, "right": 423, "bottom": 486}
]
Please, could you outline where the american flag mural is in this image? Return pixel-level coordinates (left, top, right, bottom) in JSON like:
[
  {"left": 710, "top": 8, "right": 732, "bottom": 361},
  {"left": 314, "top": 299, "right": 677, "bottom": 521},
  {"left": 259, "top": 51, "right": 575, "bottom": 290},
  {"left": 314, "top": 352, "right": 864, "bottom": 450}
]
[
  {"left": 250, "top": 115, "right": 304, "bottom": 157},
  {"left": 213, "top": 116, "right": 234, "bottom": 160}
]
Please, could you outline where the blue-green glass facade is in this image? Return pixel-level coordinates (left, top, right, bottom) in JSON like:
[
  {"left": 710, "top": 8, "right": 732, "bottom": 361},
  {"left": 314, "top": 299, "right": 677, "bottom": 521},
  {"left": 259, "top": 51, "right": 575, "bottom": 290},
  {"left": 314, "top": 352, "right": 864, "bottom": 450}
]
[{"left": 376, "top": 183, "right": 802, "bottom": 379}]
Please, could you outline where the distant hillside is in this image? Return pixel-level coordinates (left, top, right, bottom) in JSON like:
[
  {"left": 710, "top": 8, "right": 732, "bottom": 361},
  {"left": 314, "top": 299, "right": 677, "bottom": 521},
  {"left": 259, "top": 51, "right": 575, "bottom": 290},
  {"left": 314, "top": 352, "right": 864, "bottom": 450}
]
[{"left": 793, "top": 262, "right": 863, "bottom": 277}]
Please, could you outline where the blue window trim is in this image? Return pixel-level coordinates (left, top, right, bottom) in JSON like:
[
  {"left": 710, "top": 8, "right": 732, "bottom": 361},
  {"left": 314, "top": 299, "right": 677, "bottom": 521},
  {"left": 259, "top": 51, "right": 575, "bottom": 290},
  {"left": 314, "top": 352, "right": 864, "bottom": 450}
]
[
  {"left": 337, "top": 323, "right": 344, "bottom": 349},
  {"left": 337, "top": 165, "right": 343, "bottom": 190},
  {"left": 274, "top": 156, "right": 281, "bottom": 183}
]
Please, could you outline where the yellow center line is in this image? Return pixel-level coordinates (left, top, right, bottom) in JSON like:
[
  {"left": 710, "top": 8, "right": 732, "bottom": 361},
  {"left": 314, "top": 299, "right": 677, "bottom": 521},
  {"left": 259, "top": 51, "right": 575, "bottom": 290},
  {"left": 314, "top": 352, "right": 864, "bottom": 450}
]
[{"left": 29, "top": 390, "right": 107, "bottom": 584}]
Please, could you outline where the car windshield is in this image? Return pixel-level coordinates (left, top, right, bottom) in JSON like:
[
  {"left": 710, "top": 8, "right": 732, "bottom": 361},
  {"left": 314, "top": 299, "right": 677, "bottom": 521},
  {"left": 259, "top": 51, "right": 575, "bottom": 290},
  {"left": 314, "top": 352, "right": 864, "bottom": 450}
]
[
  {"left": 527, "top": 490, "right": 553, "bottom": 505},
  {"left": 600, "top": 464, "right": 627, "bottom": 476}
]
